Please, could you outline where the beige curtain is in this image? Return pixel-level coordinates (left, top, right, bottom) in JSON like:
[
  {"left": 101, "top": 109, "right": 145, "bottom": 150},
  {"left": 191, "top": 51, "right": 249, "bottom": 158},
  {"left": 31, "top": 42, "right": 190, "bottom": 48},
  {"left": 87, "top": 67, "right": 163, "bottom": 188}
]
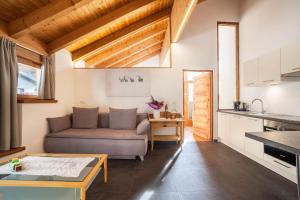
[
  {"left": 38, "top": 55, "right": 55, "bottom": 99},
  {"left": 0, "top": 37, "right": 22, "bottom": 151}
]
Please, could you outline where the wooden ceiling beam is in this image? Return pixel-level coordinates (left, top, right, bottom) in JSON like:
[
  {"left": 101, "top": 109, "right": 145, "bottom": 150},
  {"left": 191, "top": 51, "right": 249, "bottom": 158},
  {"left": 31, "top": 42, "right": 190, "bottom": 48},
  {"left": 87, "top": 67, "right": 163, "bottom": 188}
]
[
  {"left": 8, "top": 0, "right": 94, "bottom": 38},
  {"left": 48, "top": 0, "right": 157, "bottom": 53},
  {"left": 171, "top": 0, "right": 200, "bottom": 42},
  {"left": 95, "top": 34, "right": 164, "bottom": 68},
  {"left": 127, "top": 50, "right": 161, "bottom": 68},
  {"left": 85, "top": 23, "right": 167, "bottom": 67},
  {"left": 107, "top": 43, "right": 162, "bottom": 68},
  {"left": 1, "top": 20, "right": 47, "bottom": 55},
  {"left": 72, "top": 8, "right": 171, "bottom": 61},
  {"left": 0, "top": 19, "right": 8, "bottom": 35}
]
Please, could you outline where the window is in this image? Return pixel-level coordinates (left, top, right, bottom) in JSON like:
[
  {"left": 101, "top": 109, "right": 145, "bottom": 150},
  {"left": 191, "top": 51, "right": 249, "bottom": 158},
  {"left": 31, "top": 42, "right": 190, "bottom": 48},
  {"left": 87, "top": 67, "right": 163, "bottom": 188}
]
[
  {"left": 217, "top": 22, "right": 240, "bottom": 109},
  {"left": 17, "top": 63, "right": 41, "bottom": 96},
  {"left": 16, "top": 46, "right": 42, "bottom": 99}
]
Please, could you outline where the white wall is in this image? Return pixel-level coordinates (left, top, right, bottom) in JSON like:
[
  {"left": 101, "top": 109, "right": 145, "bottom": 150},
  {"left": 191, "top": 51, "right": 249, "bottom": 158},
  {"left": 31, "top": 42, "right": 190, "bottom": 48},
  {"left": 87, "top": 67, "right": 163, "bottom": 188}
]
[
  {"left": 240, "top": 0, "right": 300, "bottom": 115},
  {"left": 20, "top": 49, "right": 74, "bottom": 153},
  {"left": 133, "top": 55, "right": 160, "bottom": 67},
  {"left": 74, "top": 0, "right": 240, "bottom": 138}
]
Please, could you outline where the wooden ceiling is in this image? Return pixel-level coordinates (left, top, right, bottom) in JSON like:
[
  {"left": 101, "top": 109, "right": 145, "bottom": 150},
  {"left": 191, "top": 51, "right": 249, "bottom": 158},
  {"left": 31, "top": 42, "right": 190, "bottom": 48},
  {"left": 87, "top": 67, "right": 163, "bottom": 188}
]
[{"left": 0, "top": 0, "right": 202, "bottom": 68}]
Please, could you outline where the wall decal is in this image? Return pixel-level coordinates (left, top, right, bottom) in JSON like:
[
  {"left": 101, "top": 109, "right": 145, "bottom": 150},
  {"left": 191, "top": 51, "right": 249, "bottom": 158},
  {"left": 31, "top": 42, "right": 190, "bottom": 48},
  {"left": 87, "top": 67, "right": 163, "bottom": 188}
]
[{"left": 106, "top": 70, "right": 150, "bottom": 97}]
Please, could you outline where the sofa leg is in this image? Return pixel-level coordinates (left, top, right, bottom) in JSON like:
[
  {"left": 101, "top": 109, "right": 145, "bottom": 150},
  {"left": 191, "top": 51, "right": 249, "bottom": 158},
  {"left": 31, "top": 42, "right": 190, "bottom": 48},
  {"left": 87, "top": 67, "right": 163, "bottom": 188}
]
[{"left": 139, "top": 155, "right": 144, "bottom": 161}]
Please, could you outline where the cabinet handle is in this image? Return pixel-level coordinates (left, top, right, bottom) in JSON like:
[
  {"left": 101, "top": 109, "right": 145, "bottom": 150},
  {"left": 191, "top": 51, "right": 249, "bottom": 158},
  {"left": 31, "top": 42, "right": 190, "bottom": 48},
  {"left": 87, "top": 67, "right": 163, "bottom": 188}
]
[
  {"left": 273, "top": 160, "right": 291, "bottom": 168},
  {"left": 292, "top": 67, "right": 300, "bottom": 71}
]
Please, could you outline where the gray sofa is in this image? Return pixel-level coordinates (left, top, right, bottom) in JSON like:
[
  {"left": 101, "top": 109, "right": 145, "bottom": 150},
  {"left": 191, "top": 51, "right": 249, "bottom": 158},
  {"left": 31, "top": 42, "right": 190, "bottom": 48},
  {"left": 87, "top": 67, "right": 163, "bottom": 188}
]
[{"left": 44, "top": 113, "right": 149, "bottom": 160}]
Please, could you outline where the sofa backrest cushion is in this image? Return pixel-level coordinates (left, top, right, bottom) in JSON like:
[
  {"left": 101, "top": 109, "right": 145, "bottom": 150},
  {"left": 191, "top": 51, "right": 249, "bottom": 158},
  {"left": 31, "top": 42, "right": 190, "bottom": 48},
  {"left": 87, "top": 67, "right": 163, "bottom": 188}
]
[
  {"left": 47, "top": 115, "right": 71, "bottom": 133},
  {"left": 98, "top": 113, "right": 109, "bottom": 128},
  {"left": 72, "top": 107, "right": 99, "bottom": 129},
  {"left": 109, "top": 107, "right": 137, "bottom": 130},
  {"left": 98, "top": 112, "right": 148, "bottom": 128}
]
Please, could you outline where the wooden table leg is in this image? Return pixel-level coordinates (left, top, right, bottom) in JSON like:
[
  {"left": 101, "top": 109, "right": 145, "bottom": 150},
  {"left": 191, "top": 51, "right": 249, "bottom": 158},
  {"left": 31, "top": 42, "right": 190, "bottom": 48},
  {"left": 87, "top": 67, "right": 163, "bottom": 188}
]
[
  {"left": 176, "top": 126, "right": 179, "bottom": 144},
  {"left": 151, "top": 125, "right": 154, "bottom": 151},
  {"left": 181, "top": 122, "right": 184, "bottom": 144},
  {"left": 104, "top": 157, "right": 108, "bottom": 183},
  {"left": 80, "top": 187, "right": 86, "bottom": 200}
]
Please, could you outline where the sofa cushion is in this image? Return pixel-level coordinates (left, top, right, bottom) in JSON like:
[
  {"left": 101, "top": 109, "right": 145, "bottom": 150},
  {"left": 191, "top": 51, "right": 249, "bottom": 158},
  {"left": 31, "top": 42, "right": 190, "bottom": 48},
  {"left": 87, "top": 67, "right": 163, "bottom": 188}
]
[
  {"left": 137, "top": 119, "right": 150, "bottom": 135},
  {"left": 98, "top": 113, "right": 109, "bottom": 128},
  {"left": 109, "top": 107, "right": 137, "bottom": 130},
  {"left": 46, "top": 128, "right": 146, "bottom": 140},
  {"left": 47, "top": 115, "right": 71, "bottom": 133},
  {"left": 72, "top": 107, "right": 99, "bottom": 129}
]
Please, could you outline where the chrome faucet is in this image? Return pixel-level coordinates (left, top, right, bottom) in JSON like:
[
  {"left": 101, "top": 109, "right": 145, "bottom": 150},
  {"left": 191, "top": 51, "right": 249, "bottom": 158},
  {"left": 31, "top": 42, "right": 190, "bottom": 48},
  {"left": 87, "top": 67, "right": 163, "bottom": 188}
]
[{"left": 251, "top": 98, "right": 265, "bottom": 114}]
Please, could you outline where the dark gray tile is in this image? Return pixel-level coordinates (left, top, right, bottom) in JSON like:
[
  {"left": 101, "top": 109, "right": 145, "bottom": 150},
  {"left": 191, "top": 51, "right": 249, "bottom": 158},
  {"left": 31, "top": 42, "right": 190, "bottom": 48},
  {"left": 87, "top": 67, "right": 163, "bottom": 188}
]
[{"left": 87, "top": 131, "right": 298, "bottom": 200}]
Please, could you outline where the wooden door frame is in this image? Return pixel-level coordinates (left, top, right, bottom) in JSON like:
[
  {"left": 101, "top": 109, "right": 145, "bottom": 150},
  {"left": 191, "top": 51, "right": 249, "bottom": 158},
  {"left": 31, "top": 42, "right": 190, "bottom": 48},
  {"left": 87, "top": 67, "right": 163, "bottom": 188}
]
[
  {"left": 182, "top": 69, "right": 214, "bottom": 141},
  {"left": 217, "top": 21, "right": 240, "bottom": 110}
]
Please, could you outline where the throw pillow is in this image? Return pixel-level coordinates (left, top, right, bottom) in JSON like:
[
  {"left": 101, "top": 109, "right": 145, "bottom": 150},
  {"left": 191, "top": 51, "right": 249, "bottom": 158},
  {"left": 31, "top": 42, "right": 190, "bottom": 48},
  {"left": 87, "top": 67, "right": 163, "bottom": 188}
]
[
  {"left": 47, "top": 115, "right": 71, "bottom": 133},
  {"left": 109, "top": 107, "right": 137, "bottom": 130},
  {"left": 72, "top": 107, "right": 99, "bottom": 129},
  {"left": 137, "top": 119, "right": 150, "bottom": 135}
]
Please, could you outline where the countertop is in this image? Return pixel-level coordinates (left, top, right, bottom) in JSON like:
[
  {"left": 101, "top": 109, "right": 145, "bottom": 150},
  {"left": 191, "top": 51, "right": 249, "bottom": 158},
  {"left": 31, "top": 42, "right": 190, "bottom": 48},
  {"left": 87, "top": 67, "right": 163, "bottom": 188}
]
[
  {"left": 218, "top": 109, "right": 300, "bottom": 125},
  {"left": 245, "top": 131, "right": 300, "bottom": 155}
]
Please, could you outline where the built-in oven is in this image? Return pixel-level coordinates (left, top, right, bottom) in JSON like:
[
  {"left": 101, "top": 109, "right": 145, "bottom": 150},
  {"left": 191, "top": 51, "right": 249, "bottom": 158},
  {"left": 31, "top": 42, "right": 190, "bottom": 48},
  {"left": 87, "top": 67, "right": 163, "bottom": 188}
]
[{"left": 263, "top": 119, "right": 300, "bottom": 167}]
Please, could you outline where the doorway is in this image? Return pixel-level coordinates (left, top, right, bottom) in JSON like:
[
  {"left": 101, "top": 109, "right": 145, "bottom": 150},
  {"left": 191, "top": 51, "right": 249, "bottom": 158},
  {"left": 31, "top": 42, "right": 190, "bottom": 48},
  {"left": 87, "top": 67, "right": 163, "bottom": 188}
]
[{"left": 183, "top": 70, "right": 213, "bottom": 141}]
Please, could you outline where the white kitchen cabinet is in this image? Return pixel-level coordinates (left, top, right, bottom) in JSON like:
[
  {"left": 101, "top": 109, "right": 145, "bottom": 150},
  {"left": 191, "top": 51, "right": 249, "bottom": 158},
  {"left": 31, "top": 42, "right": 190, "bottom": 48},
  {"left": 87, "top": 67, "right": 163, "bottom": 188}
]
[
  {"left": 281, "top": 41, "right": 300, "bottom": 75},
  {"left": 217, "top": 112, "right": 296, "bottom": 182},
  {"left": 229, "top": 115, "right": 245, "bottom": 151},
  {"left": 243, "top": 117, "right": 264, "bottom": 159},
  {"left": 243, "top": 58, "right": 259, "bottom": 86},
  {"left": 218, "top": 113, "right": 229, "bottom": 142},
  {"left": 258, "top": 49, "right": 281, "bottom": 84}
]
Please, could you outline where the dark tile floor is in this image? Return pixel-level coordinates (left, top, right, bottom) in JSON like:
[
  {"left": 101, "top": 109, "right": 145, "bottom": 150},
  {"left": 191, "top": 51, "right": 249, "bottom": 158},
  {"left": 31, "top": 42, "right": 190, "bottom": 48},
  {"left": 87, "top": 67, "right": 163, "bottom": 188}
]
[{"left": 87, "top": 131, "right": 298, "bottom": 200}]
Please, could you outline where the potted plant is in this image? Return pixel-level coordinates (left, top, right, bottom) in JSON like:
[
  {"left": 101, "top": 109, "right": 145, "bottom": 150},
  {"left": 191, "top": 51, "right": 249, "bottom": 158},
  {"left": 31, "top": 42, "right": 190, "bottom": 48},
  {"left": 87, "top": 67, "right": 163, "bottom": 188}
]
[{"left": 147, "top": 96, "right": 164, "bottom": 119}]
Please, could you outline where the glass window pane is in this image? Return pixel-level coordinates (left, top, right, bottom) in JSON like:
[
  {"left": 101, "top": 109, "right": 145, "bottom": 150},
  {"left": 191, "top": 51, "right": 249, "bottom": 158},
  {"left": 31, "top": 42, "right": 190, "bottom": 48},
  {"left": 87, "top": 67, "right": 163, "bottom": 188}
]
[
  {"left": 218, "top": 24, "right": 237, "bottom": 109},
  {"left": 17, "top": 63, "right": 41, "bottom": 96}
]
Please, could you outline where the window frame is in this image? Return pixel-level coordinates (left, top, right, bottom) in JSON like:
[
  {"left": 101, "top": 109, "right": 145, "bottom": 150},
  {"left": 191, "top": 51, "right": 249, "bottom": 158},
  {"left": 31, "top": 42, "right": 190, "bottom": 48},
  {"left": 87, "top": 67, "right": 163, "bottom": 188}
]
[
  {"left": 217, "top": 21, "right": 240, "bottom": 110},
  {"left": 16, "top": 46, "right": 42, "bottom": 100}
]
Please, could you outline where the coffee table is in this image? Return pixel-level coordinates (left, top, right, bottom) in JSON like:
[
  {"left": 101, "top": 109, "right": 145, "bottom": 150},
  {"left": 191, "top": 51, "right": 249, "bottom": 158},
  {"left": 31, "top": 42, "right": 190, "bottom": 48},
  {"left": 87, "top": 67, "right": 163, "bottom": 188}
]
[{"left": 0, "top": 153, "right": 108, "bottom": 200}]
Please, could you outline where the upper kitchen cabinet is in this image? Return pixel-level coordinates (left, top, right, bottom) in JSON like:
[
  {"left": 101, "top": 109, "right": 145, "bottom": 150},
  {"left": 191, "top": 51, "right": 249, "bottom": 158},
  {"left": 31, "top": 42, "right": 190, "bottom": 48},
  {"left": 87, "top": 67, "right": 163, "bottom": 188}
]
[
  {"left": 243, "top": 58, "right": 259, "bottom": 86},
  {"left": 281, "top": 41, "right": 300, "bottom": 76},
  {"left": 258, "top": 49, "right": 281, "bottom": 84}
]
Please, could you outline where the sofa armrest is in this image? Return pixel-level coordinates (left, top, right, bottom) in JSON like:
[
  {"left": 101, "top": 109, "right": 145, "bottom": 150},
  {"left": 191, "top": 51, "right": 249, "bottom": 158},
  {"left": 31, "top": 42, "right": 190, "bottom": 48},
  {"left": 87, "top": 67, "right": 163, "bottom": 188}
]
[{"left": 137, "top": 119, "right": 150, "bottom": 135}]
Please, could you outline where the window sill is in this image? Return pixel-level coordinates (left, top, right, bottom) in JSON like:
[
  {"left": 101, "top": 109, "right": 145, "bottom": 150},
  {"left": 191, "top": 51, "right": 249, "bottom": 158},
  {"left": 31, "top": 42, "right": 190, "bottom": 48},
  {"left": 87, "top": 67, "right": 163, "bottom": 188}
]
[
  {"left": 17, "top": 99, "right": 58, "bottom": 104},
  {"left": 0, "top": 146, "right": 26, "bottom": 158}
]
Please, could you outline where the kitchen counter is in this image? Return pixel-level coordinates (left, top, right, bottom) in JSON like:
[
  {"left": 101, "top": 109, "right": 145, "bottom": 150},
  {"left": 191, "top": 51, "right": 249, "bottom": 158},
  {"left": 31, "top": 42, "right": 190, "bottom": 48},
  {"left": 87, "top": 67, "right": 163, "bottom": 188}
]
[
  {"left": 218, "top": 109, "right": 300, "bottom": 125},
  {"left": 246, "top": 131, "right": 300, "bottom": 199},
  {"left": 245, "top": 131, "right": 300, "bottom": 155}
]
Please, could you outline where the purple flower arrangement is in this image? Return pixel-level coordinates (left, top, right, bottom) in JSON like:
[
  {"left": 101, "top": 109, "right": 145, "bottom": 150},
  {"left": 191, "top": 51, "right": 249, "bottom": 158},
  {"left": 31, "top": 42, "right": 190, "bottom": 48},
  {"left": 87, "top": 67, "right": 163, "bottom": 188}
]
[{"left": 147, "top": 96, "right": 164, "bottom": 110}]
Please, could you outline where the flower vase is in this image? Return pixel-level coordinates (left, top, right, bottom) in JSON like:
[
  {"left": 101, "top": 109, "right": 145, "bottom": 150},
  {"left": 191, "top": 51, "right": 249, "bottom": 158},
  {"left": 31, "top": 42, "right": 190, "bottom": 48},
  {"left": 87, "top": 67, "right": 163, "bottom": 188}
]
[{"left": 153, "top": 110, "right": 160, "bottom": 119}]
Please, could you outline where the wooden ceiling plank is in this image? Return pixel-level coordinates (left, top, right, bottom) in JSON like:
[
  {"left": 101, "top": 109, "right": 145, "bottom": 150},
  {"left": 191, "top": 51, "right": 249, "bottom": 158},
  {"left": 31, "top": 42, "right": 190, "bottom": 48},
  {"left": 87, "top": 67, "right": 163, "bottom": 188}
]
[
  {"left": 106, "top": 43, "right": 162, "bottom": 68},
  {"left": 85, "top": 24, "right": 167, "bottom": 67},
  {"left": 0, "top": 19, "right": 8, "bottom": 35},
  {"left": 1, "top": 20, "right": 47, "bottom": 55},
  {"left": 96, "top": 34, "right": 164, "bottom": 68},
  {"left": 171, "top": 0, "right": 200, "bottom": 42},
  {"left": 72, "top": 8, "right": 171, "bottom": 61},
  {"left": 8, "top": 0, "right": 94, "bottom": 38},
  {"left": 48, "top": 0, "right": 157, "bottom": 53},
  {"left": 127, "top": 50, "right": 161, "bottom": 68}
]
